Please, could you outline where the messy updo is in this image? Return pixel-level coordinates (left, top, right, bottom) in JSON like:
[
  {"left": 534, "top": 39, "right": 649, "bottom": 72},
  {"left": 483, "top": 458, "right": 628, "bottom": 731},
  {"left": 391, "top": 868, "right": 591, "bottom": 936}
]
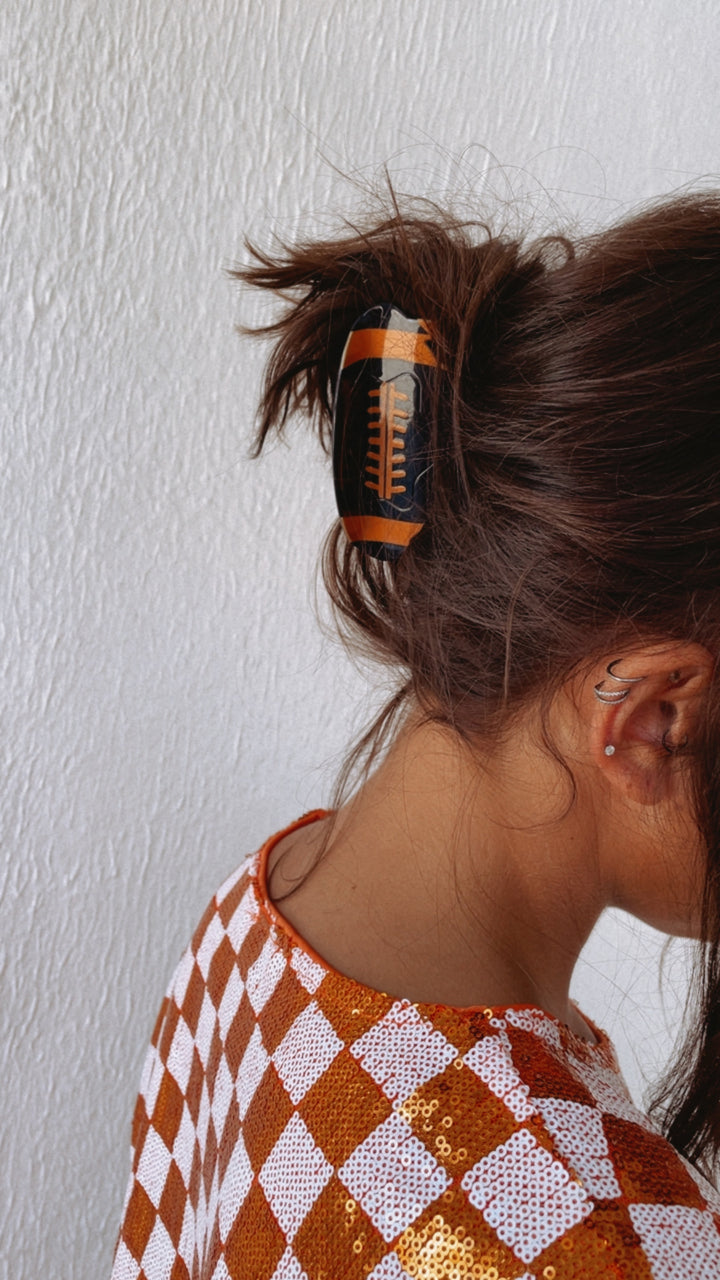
[{"left": 230, "top": 191, "right": 720, "bottom": 1180}]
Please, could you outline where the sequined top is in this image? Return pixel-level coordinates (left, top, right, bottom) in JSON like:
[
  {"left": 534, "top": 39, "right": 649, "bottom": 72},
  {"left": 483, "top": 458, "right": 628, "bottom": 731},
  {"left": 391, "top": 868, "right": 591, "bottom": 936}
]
[{"left": 111, "top": 810, "right": 720, "bottom": 1280}]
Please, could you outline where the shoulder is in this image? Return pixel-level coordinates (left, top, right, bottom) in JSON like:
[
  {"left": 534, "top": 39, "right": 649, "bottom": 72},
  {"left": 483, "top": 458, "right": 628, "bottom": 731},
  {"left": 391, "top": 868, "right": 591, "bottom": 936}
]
[
  {"left": 115, "top": 830, "right": 720, "bottom": 1279},
  {"left": 162, "top": 807, "right": 328, "bottom": 1018},
  {"left": 129, "top": 848, "right": 263, "bottom": 1129},
  {"left": 162, "top": 847, "right": 261, "bottom": 1014},
  {"left": 151, "top": 814, "right": 331, "bottom": 1086}
]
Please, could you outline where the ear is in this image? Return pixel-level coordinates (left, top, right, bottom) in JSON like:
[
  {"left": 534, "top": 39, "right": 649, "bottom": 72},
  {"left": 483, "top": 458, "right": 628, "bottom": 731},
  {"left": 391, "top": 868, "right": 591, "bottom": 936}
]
[{"left": 586, "top": 642, "right": 714, "bottom": 805}]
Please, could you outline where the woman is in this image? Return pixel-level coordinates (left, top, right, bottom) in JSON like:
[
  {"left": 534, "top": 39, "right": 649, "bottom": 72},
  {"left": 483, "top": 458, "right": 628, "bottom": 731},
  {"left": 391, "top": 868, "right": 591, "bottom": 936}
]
[{"left": 111, "top": 192, "right": 720, "bottom": 1279}]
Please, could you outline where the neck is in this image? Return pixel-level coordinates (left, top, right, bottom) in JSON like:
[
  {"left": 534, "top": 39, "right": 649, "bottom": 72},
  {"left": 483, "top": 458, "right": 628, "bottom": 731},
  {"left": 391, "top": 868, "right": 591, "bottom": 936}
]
[{"left": 271, "top": 711, "right": 607, "bottom": 1038}]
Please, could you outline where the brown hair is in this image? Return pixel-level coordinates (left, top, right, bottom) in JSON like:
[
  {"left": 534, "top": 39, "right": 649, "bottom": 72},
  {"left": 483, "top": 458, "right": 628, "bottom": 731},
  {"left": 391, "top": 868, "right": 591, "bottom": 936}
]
[{"left": 230, "top": 191, "right": 720, "bottom": 1179}]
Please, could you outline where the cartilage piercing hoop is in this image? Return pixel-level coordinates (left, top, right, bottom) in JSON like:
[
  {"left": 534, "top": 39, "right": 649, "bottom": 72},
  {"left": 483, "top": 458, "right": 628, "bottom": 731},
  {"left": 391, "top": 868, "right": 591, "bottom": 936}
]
[{"left": 593, "top": 659, "right": 648, "bottom": 705}]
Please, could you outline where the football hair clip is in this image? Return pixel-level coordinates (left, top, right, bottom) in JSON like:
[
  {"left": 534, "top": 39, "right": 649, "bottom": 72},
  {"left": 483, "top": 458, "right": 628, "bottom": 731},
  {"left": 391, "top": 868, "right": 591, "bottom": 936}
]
[{"left": 331, "top": 303, "right": 437, "bottom": 561}]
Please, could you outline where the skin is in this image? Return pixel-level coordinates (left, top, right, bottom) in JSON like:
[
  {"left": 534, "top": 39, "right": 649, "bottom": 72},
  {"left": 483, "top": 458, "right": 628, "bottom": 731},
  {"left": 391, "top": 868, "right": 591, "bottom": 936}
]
[{"left": 267, "top": 641, "right": 714, "bottom": 1044}]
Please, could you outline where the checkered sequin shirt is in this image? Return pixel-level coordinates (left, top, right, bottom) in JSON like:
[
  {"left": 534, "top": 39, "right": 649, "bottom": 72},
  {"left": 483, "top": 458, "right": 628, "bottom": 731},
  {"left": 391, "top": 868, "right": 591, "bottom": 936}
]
[{"left": 111, "top": 811, "right": 720, "bottom": 1279}]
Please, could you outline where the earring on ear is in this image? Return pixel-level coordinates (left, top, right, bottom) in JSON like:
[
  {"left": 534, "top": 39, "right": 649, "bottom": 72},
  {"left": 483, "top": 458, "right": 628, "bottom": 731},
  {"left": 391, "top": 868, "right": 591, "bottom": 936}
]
[
  {"left": 594, "top": 660, "right": 648, "bottom": 759},
  {"left": 594, "top": 659, "right": 648, "bottom": 705}
]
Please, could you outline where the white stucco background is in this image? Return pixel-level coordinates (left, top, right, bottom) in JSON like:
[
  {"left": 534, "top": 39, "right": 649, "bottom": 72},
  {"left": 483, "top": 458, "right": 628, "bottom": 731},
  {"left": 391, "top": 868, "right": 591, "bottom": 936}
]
[{"left": 3, "top": 0, "right": 720, "bottom": 1273}]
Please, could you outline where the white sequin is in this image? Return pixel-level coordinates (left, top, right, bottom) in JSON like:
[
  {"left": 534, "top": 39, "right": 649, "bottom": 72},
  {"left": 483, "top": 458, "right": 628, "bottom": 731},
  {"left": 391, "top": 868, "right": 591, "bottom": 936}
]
[
  {"left": 269, "top": 1247, "right": 311, "bottom": 1280},
  {"left": 290, "top": 947, "right": 326, "bottom": 995},
  {"left": 366, "top": 1253, "right": 415, "bottom": 1279},
  {"left": 171, "top": 948, "right": 196, "bottom": 1008},
  {"left": 259, "top": 1113, "right": 333, "bottom": 1242},
  {"left": 218, "top": 1132, "right": 253, "bottom": 1241},
  {"left": 196, "top": 913, "right": 227, "bottom": 981},
  {"left": 236, "top": 1023, "right": 269, "bottom": 1120},
  {"left": 462, "top": 1127, "right": 593, "bottom": 1264},
  {"left": 196, "top": 1078, "right": 212, "bottom": 1153},
  {"left": 246, "top": 935, "right": 286, "bottom": 1015},
  {"left": 628, "top": 1203, "right": 720, "bottom": 1279},
  {"left": 339, "top": 1112, "right": 451, "bottom": 1244},
  {"left": 210, "top": 1255, "right": 230, "bottom": 1280},
  {"left": 140, "top": 1219, "right": 174, "bottom": 1280},
  {"left": 216, "top": 856, "right": 253, "bottom": 905},
  {"left": 272, "top": 1002, "right": 344, "bottom": 1104},
  {"left": 173, "top": 1101, "right": 197, "bottom": 1187},
  {"left": 217, "top": 966, "right": 245, "bottom": 1040},
  {"left": 136, "top": 1126, "right": 173, "bottom": 1209},
  {"left": 464, "top": 1031, "right": 535, "bottom": 1122},
  {"left": 567, "top": 1053, "right": 654, "bottom": 1129},
  {"left": 350, "top": 1001, "right": 457, "bottom": 1103},
  {"left": 210, "top": 1053, "right": 234, "bottom": 1143},
  {"left": 178, "top": 1199, "right": 196, "bottom": 1269},
  {"left": 141, "top": 1043, "right": 164, "bottom": 1118},
  {"left": 226, "top": 884, "right": 258, "bottom": 953},
  {"left": 112, "top": 1240, "right": 141, "bottom": 1280},
  {"left": 534, "top": 1097, "right": 621, "bottom": 1199},
  {"left": 195, "top": 991, "right": 219, "bottom": 1070},
  {"left": 165, "top": 1013, "right": 195, "bottom": 1094},
  {"left": 504, "top": 1007, "right": 563, "bottom": 1051}
]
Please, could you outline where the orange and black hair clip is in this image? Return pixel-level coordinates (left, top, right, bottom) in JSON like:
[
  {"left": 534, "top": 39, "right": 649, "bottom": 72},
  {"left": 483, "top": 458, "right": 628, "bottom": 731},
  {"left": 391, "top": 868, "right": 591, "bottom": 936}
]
[{"left": 331, "top": 304, "right": 437, "bottom": 561}]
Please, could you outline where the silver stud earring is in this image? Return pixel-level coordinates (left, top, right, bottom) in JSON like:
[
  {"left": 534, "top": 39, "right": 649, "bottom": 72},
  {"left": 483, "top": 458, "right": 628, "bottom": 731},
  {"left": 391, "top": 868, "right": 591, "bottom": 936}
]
[{"left": 604, "top": 744, "right": 616, "bottom": 756}]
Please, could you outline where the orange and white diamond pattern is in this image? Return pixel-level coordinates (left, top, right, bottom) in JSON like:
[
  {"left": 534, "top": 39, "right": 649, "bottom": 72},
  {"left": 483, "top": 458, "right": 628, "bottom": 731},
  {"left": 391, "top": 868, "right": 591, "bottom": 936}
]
[{"left": 111, "top": 815, "right": 720, "bottom": 1280}]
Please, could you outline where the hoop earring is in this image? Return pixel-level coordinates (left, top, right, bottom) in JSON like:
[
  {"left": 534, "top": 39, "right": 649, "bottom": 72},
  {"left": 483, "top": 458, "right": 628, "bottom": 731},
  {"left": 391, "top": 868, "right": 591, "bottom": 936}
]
[
  {"left": 593, "top": 660, "right": 648, "bottom": 705},
  {"left": 606, "top": 659, "right": 647, "bottom": 685}
]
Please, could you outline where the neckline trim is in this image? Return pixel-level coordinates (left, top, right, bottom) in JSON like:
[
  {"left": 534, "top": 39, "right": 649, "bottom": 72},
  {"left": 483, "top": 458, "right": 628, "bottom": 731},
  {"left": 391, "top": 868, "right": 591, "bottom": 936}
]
[{"left": 253, "top": 809, "right": 610, "bottom": 1055}]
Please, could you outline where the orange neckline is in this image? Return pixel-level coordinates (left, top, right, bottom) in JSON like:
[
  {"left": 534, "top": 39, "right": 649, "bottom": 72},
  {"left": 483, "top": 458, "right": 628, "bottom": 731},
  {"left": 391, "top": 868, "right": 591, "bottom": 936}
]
[{"left": 254, "top": 809, "right": 609, "bottom": 1053}]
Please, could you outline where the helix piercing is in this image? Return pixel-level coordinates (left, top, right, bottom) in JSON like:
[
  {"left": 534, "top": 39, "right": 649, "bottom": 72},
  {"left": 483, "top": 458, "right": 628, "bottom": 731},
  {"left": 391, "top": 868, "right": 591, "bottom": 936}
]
[
  {"left": 594, "top": 685, "right": 631, "bottom": 705},
  {"left": 606, "top": 659, "right": 648, "bottom": 684},
  {"left": 593, "top": 660, "right": 648, "bottom": 705},
  {"left": 662, "top": 730, "right": 689, "bottom": 755}
]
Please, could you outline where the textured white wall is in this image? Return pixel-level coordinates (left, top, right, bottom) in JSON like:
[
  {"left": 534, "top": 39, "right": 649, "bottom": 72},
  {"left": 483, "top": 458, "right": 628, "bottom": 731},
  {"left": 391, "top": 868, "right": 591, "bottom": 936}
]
[{"left": 3, "top": 0, "right": 719, "bottom": 1273}]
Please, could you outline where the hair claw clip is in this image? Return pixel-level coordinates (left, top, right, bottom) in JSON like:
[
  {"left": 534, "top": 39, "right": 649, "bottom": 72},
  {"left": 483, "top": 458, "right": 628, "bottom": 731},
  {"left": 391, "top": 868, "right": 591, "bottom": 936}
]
[{"left": 331, "top": 304, "right": 437, "bottom": 561}]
